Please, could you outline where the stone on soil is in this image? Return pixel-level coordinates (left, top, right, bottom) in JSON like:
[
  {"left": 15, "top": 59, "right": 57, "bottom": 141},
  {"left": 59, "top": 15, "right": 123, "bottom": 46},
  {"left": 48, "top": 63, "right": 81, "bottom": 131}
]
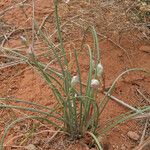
[{"left": 127, "top": 131, "right": 140, "bottom": 141}]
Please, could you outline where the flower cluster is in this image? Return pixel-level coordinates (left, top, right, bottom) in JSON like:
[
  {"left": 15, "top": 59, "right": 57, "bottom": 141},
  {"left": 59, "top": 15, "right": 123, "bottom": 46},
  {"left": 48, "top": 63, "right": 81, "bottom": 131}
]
[{"left": 70, "top": 63, "right": 103, "bottom": 90}]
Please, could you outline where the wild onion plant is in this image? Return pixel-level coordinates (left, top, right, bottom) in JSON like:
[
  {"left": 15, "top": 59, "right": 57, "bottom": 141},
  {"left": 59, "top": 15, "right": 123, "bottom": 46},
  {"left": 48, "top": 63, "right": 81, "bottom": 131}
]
[{"left": 0, "top": 0, "right": 150, "bottom": 150}]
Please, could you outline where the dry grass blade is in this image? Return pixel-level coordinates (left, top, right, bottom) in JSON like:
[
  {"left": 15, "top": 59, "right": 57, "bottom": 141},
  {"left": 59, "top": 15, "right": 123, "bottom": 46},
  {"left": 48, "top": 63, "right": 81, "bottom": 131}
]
[
  {"left": 103, "top": 91, "right": 140, "bottom": 112},
  {"left": 136, "top": 89, "right": 150, "bottom": 104},
  {"left": 139, "top": 119, "right": 149, "bottom": 146},
  {"left": 133, "top": 137, "right": 150, "bottom": 150},
  {"left": 134, "top": 112, "right": 150, "bottom": 119}
]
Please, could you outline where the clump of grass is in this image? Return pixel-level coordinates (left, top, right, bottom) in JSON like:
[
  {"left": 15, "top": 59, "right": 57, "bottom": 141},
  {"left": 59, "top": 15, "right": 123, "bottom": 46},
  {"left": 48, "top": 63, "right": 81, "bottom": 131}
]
[{"left": 0, "top": 0, "right": 150, "bottom": 150}]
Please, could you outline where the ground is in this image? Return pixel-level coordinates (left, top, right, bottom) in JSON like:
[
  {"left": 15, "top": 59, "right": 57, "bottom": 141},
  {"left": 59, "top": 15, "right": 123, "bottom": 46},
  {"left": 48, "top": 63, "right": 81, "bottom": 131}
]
[{"left": 0, "top": 0, "right": 150, "bottom": 150}]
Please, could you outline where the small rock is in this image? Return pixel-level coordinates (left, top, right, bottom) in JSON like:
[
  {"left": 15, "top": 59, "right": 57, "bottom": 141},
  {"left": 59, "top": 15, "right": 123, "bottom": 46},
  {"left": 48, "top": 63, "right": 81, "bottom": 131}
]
[
  {"left": 112, "top": 145, "right": 119, "bottom": 149},
  {"left": 139, "top": 46, "right": 150, "bottom": 53},
  {"left": 121, "top": 145, "right": 126, "bottom": 150},
  {"left": 127, "top": 131, "right": 140, "bottom": 141},
  {"left": 32, "top": 137, "right": 41, "bottom": 145},
  {"left": 25, "top": 144, "right": 37, "bottom": 150}
]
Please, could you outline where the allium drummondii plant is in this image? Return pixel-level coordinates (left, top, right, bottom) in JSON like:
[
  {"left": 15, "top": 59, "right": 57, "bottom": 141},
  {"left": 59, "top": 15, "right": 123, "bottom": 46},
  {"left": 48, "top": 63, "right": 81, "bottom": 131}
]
[{"left": 0, "top": 0, "right": 150, "bottom": 150}]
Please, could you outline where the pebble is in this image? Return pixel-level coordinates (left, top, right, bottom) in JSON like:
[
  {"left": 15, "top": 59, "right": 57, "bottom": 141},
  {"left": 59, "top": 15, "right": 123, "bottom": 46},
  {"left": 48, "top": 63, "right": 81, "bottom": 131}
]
[
  {"left": 121, "top": 145, "right": 127, "bottom": 150},
  {"left": 25, "top": 144, "right": 37, "bottom": 150},
  {"left": 127, "top": 131, "right": 140, "bottom": 141},
  {"left": 32, "top": 137, "right": 41, "bottom": 145}
]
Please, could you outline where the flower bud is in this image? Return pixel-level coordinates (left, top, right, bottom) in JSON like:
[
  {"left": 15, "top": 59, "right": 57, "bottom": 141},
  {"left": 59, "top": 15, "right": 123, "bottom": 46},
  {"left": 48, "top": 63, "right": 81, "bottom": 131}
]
[
  {"left": 64, "top": 0, "right": 70, "bottom": 4},
  {"left": 71, "top": 75, "right": 79, "bottom": 87},
  {"left": 20, "top": 36, "right": 28, "bottom": 46},
  {"left": 90, "top": 79, "right": 100, "bottom": 89},
  {"left": 96, "top": 63, "right": 103, "bottom": 77}
]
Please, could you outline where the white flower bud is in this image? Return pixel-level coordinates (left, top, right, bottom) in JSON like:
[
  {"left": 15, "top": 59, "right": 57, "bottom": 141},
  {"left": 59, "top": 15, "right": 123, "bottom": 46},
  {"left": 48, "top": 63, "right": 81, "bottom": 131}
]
[
  {"left": 91, "top": 79, "right": 100, "bottom": 89},
  {"left": 20, "top": 36, "right": 28, "bottom": 46},
  {"left": 71, "top": 75, "right": 79, "bottom": 87},
  {"left": 64, "top": 0, "right": 70, "bottom": 4},
  {"left": 96, "top": 63, "right": 103, "bottom": 77}
]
